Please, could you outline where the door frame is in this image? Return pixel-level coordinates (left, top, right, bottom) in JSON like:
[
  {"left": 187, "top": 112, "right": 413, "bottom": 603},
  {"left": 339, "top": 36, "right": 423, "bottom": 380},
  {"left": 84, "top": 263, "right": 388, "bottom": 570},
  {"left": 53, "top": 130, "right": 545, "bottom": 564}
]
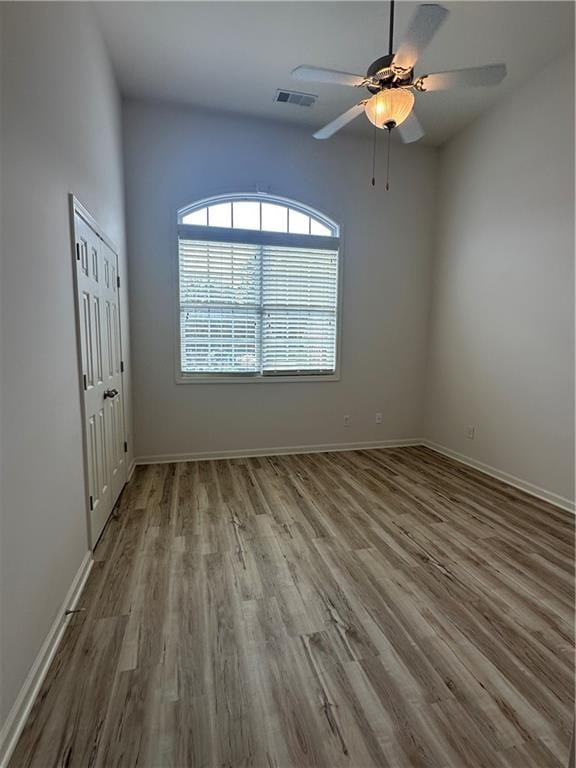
[{"left": 68, "top": 194, "right": 128, "bottom": 550}]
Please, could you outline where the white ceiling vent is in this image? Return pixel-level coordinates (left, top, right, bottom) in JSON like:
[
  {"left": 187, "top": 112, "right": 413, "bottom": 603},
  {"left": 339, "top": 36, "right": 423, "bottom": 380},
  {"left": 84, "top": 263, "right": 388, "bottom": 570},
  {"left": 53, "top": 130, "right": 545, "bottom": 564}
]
[{"left": 274, "top": 89, "right": 317, "bottom": 108}]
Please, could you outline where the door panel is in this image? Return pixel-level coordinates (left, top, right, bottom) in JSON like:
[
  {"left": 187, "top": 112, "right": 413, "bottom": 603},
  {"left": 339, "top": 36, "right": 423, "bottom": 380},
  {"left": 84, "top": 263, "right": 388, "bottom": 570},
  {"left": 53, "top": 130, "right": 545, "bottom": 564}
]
[
  {"left": 93, "top": 296, "right": 103, "bottom": 384},
  {"left": 99, "top": 237, "right": 126, "bottom": 506},
  {"left": 74, "top": 211, "right": 126, "bottom": 547},
  {"left": 80, "top": 291, "right": 93, "bottom": 388}
]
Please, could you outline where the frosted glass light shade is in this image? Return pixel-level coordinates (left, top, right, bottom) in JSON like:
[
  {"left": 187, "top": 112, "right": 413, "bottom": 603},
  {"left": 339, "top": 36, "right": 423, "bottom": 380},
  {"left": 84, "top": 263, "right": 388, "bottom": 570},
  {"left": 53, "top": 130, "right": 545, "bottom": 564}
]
[{"left": 365, "top": 89, "right": 415, "bottom": 129}]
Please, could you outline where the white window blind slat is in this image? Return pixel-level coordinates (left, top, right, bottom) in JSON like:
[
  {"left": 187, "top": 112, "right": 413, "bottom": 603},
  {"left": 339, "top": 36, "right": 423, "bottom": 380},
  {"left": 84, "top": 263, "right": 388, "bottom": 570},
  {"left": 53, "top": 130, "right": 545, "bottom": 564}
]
[
  {"left": 262, "top": 312, "right": 337, "bottom": 373},
  {"left": 180, "top": 308, "right": 260, "bottom": 373},
  {"left": 179, "top": 241, "right": 260, "bottom": 307}
]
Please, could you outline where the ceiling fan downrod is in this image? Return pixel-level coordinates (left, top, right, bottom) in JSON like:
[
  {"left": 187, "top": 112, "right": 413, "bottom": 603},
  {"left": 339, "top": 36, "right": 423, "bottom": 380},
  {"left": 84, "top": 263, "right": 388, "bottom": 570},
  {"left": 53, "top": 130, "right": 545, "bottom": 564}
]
[{"left": 389, "top": 0, "right": 395, "bottom": 56}]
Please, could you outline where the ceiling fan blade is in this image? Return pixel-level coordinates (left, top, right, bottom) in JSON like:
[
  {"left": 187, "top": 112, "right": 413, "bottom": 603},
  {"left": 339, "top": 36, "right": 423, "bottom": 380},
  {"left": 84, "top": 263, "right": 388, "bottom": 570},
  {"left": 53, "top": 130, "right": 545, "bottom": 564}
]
[
  {"left": 396, "top": 112, "right": 424, "bottom": 143},
  {"left": 392, "top": 4, "right": 449, "bottom": 74},
  {"left": 292, "top": 65, "right": 365, "bottom": 88},
  {"left": 313, "top": 103, "right": 366, "bottom": 140},
  {"left": 417, "top": 64, "right": 507, "bottom": 91}
]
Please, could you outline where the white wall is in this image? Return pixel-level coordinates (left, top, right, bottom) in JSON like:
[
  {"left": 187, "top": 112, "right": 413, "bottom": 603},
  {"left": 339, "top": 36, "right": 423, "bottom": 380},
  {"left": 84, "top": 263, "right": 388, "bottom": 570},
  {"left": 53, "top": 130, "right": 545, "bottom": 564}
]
[
  {"left": 123, "top": 100, "right": 438, "bottom": 460},
  {"left": 0, "top": 3, "right": 131, "bottom": 729},
  {"left": 425, "top": 51, "right": 575, "bottom": 505},
  {"left": 0, "top": 1, "right": 4, "bottom": 740}
]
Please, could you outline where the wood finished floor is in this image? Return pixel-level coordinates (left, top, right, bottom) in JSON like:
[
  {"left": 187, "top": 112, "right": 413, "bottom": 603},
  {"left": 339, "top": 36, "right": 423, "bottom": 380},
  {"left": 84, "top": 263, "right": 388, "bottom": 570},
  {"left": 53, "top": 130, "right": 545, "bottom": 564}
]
[{"left": 10, "top": 447, "right": 574, "bottom": 768}]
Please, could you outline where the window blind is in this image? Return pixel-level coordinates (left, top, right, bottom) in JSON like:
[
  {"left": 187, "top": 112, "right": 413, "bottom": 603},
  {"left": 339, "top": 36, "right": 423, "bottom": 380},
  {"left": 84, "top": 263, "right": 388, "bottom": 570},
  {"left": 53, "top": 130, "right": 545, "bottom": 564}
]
[
  {"left": 178, "top": 231, "right": 339, "bottom": 376},
  {"left": 261, "top": 245, "right": 338, "bottom": 374},
  {"left": 179, "top": 240, "right": 260, "bottom": 373}
]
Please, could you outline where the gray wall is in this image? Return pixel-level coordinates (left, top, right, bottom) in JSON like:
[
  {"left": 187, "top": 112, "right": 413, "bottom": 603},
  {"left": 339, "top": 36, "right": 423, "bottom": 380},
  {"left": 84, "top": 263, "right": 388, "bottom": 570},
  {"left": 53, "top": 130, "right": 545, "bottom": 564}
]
[
  {"left": 425, "top": 52, "right": 575, "bottom": 504},
  {"left": 0, "top": 3, "right": 131, "bottom": 725},
  {"left": 0, "top": 3, "right": 4, "bottom": 736},
  {"left": 123, "top": 100, "right": 438, "bottom": 460},
  {"left": 0, "top": 2, "right": 573, "bottom": 746}
]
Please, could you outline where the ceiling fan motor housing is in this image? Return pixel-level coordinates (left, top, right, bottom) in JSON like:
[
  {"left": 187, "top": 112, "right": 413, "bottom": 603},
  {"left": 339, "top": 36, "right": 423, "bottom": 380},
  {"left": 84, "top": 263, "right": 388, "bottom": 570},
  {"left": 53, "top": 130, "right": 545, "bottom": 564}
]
[{"left": 366, "top": 54, "right": 412, "bottom": 93}]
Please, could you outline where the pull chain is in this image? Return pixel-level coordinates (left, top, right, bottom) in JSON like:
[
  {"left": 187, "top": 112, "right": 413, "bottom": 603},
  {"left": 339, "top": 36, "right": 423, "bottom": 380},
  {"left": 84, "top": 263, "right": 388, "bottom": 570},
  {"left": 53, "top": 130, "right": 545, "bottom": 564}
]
[
  {"left": 385, "top": 126, "right": 392, "bottom": 191},
  {"left": 371, "top": 122, "right": 377, "bottom": 186}
]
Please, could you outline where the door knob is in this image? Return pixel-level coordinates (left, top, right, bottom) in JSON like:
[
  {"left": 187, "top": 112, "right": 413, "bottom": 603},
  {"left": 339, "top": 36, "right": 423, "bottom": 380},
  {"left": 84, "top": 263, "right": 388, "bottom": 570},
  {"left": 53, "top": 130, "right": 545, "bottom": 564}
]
[{"left": 103, "top": 389, "right": 119, "bottom": 399}]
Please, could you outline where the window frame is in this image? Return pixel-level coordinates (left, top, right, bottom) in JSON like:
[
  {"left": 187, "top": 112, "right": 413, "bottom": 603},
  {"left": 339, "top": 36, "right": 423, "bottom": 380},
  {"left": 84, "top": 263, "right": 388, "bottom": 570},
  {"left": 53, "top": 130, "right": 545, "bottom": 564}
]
[{"left": 174, "top": 194, "right": 343, "bottom": 384}]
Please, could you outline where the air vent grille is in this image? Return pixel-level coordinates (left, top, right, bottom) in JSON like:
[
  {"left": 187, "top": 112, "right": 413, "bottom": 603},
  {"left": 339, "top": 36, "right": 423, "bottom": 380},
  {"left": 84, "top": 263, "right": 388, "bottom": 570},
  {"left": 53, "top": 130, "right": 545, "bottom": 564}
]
[{"left": 275, "top": 89, "right": 317, "bottom": 108}]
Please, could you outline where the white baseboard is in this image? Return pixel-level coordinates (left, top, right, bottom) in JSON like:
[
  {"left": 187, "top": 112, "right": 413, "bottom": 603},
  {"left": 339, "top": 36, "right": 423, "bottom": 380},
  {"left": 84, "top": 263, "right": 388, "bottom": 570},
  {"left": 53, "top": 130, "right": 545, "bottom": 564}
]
[
  {"left": 127, "top": 458, "right": 136, "bottom": 481},
  {"left": 134, "top": 438, "right": 575, "bottom": 514},
  {"left": 0, "top": 551, "right": 93, "bottom": 768},
  {"left": 135, "top": 438, "right": 423, "bottom": 465},
  {"left": 0, "top": 439, "right": 570, "bottom": 767},
  {"left": 422, "top": 440, "right": 575, "bottom": 514}
]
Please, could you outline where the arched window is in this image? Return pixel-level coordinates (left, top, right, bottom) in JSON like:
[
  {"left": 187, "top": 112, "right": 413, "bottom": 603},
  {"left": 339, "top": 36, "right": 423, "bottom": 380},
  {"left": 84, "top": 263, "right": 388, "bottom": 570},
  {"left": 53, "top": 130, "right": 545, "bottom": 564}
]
[
  {"left": 177, "top": 194, "right": 341, "bottom": 380},
  {"left": 179, "top": 194, "right": 338, "bottom": 237}
]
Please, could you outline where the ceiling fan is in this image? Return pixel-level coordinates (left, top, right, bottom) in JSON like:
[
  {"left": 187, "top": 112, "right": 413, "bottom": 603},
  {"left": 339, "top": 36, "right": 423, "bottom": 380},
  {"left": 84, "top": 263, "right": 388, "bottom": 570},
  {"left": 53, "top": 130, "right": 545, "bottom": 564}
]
[{"left": 292, "top": 1, "right": 507, "bottom": 143}]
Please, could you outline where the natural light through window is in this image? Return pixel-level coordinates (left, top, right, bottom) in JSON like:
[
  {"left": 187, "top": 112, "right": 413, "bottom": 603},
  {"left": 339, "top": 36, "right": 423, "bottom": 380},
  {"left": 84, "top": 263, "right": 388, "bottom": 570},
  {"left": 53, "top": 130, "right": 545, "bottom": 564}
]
[
  {"left": 181, "top": 198, "right": 334, "bottom": 237},
  {"left": 177, "top": 195, "right": 340, "bottom": 380}
]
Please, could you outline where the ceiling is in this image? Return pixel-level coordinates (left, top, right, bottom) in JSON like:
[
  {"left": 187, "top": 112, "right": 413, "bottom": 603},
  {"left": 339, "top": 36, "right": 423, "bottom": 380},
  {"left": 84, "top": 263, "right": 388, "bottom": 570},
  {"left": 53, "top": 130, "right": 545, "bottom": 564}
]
[{"left": 93, "top": 1, "right": 574, "bottom": 146}]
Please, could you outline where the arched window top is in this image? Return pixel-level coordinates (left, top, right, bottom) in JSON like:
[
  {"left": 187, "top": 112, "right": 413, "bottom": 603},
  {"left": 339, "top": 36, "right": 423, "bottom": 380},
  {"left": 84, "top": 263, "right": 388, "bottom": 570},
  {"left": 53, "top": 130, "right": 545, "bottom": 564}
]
[{"left": 178, "top": 193, "right": 339, "bottom": 238}]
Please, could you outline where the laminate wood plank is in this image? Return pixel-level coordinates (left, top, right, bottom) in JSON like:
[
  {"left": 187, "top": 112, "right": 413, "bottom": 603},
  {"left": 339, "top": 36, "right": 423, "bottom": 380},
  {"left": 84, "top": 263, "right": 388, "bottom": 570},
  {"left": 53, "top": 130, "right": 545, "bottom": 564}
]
[
  {"left": 10, "top": 447, "right": 574, "bottom": 768},
  {"left": 497, "top": 738, "right": 566, "bottom": 768},
  {"left": 298, "top": 632, "right": 391, "bottom": 767},
  {"left": 411, "top": 566, "right": 573, "bottom": 731},
  {"left": 11, "top": 616, "right": 128, "bottom": 768}
]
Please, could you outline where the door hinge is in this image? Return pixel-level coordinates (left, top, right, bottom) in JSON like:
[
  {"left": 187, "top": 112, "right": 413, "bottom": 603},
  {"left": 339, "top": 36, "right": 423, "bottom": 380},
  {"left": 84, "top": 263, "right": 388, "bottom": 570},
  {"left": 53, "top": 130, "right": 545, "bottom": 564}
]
[
  {"left": 120, "top": 360, "right": 124, "bottom": 373},
  {"left": 124, "top": 441, "right": 128, "bottom": 453},
  {"left": 76, "top": 243, "right": 81, "bottom": 261},
  {"left": 117, "top": 275, "right": 121, "bottom": 289},
  {"left": 83, "top": 374, "right": 87, "bottom": 390},
  {"left": 89, "top": 495, "right": 94, "bottom": 511}
]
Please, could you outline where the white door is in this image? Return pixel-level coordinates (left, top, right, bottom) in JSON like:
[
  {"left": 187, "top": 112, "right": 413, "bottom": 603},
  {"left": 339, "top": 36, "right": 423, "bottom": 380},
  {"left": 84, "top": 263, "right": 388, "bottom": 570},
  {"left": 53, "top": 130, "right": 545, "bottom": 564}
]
[{"left": 74, "top": 209, "right": 127, "bottom": 547}]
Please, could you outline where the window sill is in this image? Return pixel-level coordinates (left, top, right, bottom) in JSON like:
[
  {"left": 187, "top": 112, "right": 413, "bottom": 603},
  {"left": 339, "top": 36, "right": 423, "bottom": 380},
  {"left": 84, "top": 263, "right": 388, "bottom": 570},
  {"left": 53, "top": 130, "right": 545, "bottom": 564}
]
[{"left": 176, "top": 373, "right": 340, "bottom": 384}]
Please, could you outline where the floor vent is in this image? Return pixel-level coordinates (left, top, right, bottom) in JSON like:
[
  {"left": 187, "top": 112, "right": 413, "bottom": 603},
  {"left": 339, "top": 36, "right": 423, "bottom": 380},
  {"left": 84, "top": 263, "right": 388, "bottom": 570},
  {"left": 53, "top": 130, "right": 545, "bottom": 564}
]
[{"left": 274, "top": 89, "right": 317, "bottom": 107}]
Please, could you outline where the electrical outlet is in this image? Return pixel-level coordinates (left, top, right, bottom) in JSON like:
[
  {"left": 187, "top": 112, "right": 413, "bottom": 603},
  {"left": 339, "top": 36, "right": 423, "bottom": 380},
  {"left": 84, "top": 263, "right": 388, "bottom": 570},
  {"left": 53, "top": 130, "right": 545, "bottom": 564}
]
[
  {"left": 343, "top": 415, "right": 351, "bottom": 427},
  {"left": 375, "top": 413, "right": 383, "bottom": 424},
  {"left": 466, "top": 425, "right": 476, "bottom": 439}
]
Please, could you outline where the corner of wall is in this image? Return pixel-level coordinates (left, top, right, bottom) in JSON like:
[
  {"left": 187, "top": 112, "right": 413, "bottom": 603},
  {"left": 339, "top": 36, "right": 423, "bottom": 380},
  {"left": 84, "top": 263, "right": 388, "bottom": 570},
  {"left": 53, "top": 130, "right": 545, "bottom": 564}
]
[
  {"left": 420, "top": 139, "right": 445, "bottom": 439},
  {"left": 421, "top": 50, "right": 575, "bottom": 505}
]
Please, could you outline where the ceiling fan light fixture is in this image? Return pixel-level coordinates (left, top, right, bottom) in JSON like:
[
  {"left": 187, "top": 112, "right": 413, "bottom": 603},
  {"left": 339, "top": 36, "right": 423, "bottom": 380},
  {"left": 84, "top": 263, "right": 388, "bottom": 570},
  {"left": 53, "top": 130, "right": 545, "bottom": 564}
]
[{"left": 364, "top": 89, "right": 415, "bottom": 130}]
